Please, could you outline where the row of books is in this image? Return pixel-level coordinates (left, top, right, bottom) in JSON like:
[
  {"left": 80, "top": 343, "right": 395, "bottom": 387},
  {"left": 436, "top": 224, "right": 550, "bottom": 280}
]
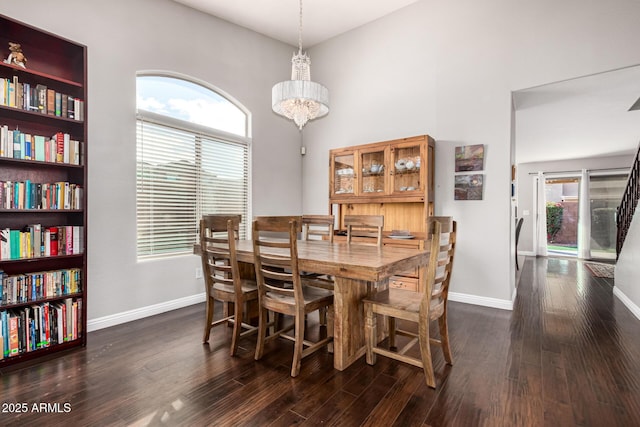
[
  {"left": 1, "top": 268, "right": 82, "bottom": 306},
  {"left": 0, "top": 127, "right": 83, "bottom": 165},
  {"left": 0, "top": 225, "right": 84, "bottom": 260},
  {"left": 0, "top": 298, "right": 82, "bottom": 359},
  {"left": 1, "top": 180, "right": 83, "bottom": 210},
  {"left": 0, "top": 75, "right": 84, "bottom": 121}
]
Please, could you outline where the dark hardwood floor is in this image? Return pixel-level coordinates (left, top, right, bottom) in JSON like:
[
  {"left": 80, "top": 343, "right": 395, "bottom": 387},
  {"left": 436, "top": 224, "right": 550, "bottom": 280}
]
[{"left": 1, "top": 257, "right": 639, "bottom": 426}]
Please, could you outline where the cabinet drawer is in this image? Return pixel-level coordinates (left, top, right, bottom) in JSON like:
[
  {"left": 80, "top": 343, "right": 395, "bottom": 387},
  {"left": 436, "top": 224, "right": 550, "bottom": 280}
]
[{"left": 389, "top": 276, "right": 419, "bottom": 291}]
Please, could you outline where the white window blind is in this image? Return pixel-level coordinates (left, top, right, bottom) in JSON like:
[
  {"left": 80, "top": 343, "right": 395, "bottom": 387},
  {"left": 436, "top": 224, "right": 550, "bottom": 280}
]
[{"left": 136, "top": 119, "right": 249, "bottom": 258}]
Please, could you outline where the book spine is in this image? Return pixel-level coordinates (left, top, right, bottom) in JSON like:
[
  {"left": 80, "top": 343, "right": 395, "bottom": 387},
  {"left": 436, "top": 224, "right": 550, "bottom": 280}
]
[
  {"left": 9, "top": 315, "right": 19, "bottom": 356},
  {"left": 49, "top": 227, "right": 58, "bottom": 256},
  {"left": 55, "top": 132, "right": 64, "bottom": 163},
  {"left": 13, "top": 130, "right": 21, "bottom": 159},
  {"left": 64, "top": 299, "right": 71, "bottom": 341},
  {"left": 47, "top": 89, "right": 55, "bottom": 116},
  {"left": 67, "top": 96, "right": 75, "bottom": 119},
  {"left": 54, "top": 92, "right": 61, "bottom": 117},
  {"left": 66, "top": 226, "right": 73, "bottom": 255},
  {"left": 1, "top": 311, "right": 8, "bottom": 358},
  {"left": 36, "top": 84, "right": 47, "bottom": 114},
  {"left": 42, "top": 303, "right": 50, "bottom": 347}
]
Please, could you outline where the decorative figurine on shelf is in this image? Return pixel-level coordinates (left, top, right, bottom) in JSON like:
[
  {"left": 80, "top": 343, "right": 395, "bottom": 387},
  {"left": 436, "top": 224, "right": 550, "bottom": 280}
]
[{"left": 4, "top": 42, "right": 27, "bottom": 68}]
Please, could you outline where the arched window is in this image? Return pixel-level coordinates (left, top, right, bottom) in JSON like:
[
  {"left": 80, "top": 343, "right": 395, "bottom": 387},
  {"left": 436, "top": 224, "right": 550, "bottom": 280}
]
[{"left": 136, "top": 73, "right": 251, "bottom": 258}]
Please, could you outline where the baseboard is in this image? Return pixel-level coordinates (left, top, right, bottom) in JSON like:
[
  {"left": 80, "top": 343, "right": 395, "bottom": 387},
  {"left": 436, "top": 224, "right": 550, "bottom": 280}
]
[
  {"left": 87, "top": 290, "right": 514, "bottom": 332},
  {"left": 449, "top": 291, "right": 513, "bottom": 311},
  {"left": 518, "top": 251, "right": 536, "bottom": 256},
  {"left": 87, "top": 293, "right": 206, "bottom": 332},
  {"left": 613, "top": 286, "right": 640, "bottom": 321}
]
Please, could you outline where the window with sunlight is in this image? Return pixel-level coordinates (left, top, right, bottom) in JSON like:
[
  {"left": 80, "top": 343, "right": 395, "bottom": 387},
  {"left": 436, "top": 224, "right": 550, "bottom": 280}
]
[{"left": 136, "top": 74, "right": 250, "bottom": 258}]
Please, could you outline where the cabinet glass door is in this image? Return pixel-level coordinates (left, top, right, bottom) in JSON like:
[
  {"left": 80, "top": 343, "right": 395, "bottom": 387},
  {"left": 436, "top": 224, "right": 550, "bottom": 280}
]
[
  {"left": 333, "top": 153, "right": 355, "bottom": 196},
  {"left": 360, "top": 149, "right": 386, "bottom": 194},
  {"left": 391, "top": 144, "right": 422, "bottom": 193}
]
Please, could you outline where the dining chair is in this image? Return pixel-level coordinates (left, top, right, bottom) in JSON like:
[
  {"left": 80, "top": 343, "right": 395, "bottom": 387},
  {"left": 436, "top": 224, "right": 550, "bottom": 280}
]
[
  {"left": 344, "top": 214, "right": 384, "bottom": 247},
  {"left": 301, "top": 215, "right": 336, "bottom": 325},
  {"left": 252, "top": 215, "right": 302, "bottom": 285},
  {"left": 300, "top": 214, "right": 335, "bottom": 285},
  {"left": 252, "top": 216, "right": 334, "bottom": 377},
  {"left": 363, "top": 216, "right": 457, "bottom": 388},
  {"left": 200, "top": 214, "right": 258, "bottom": 356},
  {"left": 302, "top": 214, "right": 335, "bottom": 243}
]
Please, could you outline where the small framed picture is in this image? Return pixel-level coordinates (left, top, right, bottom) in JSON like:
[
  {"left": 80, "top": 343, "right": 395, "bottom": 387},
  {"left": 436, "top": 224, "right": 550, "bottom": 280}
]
[
  {"left": 454, "top": 174, "right": 484, "bottom": 200},
  {"left": 455, "top": 144, "right": 484, "bottom": 172}
]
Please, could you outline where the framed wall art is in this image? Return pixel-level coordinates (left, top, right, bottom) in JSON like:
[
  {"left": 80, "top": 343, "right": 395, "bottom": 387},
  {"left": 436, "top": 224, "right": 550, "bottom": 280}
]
[
  {"left": 455, "top": 144, "right": 485, "bottom": 172},
  {"left": 454, "top": 174, "right": 484, "bottom": 200}
]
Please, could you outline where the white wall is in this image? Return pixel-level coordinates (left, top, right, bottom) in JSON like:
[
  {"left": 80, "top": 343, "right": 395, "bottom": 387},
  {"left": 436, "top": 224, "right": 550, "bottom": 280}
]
[
  {"left": 4, "top": 0, "right": 640, "bottom": 324},
  {"left": 516, "top": 156, "right": 633, "bottom": 254},
  {"left": 303, "top": 0, "right": 640, "bottom": 307},
  {"left": 1, "top": 0, "right": 303, "bottom": 324},
  {"left": 615, "top": 207, "right": 640, "bottom": 320}
]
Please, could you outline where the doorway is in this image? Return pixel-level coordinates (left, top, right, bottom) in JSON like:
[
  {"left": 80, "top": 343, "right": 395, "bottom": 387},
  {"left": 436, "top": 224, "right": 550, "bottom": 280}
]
[
  {"left": 545, "top": 177, "right": 579, "bottom": 256},
  {"left": 533, "top": 170, "right": 627, "bottom": 260}
]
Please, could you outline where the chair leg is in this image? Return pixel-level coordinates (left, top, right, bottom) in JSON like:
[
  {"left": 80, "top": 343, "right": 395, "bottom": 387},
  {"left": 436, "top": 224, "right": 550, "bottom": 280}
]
[
  {"left": 229, "top": 298, "right": 243, "bottom": 357},
  {"left": 418, "top": 318, "right": 436, "bottom": 388},
  {"left": 364, "top": 302, "right": 376, "bottom": 366},
  {"left": 438, "top": 313, "right": 453, "bottom": 365},
  {"left": 203, "top": 296, "right": 215, "bottom": 343},
  {"left": 319, "top": 307, "right": 327, "bottom": 326},
  {"left": 223, "top": 301, "right": 231, "bottom": 323},
  {"left": 254, "top": 305, "right": 269, "bottom": 361},
  {"left": 326, "top": 305, "right": 334, "bottom": 354},
  {"left": 388, "top": 316, "right": 396, "bottom": 348},
  {"left": 291, "top": 311, "right": 306, "bottom": 377},
  {"left": 270, "top": 311, "right": 283, "bottom": 335}
]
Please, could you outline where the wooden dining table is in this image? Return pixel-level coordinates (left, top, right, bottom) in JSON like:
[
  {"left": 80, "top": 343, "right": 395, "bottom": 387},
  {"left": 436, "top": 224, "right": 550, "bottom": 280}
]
[{"left": 228, "top": 239, "right": 430, "bottom": 371}]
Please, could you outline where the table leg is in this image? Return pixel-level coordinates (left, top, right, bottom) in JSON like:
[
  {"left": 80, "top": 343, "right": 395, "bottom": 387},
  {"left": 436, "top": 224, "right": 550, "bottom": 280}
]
[{"left": 332, "top": 276, "right": 388, "bottom": 370}]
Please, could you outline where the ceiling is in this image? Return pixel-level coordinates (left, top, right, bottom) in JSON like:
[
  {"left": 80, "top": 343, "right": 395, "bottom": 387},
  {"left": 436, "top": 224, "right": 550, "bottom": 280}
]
[
  {"left": 173, "top": 0, "right": 420, "bottom": 47},
  {"left": 514, "top": 65, "right": 640, "bottom": 164},
  {"left": 173, "top": 0, "right": 640, "bottom": 165}
]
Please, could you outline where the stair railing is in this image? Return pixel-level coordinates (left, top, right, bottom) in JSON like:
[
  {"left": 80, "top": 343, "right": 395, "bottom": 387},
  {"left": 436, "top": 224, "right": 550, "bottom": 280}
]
[{"left": 617, "top": 142, "right": 640, "bottom": 259}]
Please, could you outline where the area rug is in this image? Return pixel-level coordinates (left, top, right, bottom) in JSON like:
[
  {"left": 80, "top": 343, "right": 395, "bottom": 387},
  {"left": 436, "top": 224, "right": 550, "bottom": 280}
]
[{"left": 584, "top": 262, "right": 615, "bottom": 279}]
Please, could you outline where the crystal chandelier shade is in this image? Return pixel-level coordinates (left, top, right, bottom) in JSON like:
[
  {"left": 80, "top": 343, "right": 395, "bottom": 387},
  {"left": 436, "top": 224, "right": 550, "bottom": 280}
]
[{"left": 272, "top": 0, "right": 329, "bottom": 130}]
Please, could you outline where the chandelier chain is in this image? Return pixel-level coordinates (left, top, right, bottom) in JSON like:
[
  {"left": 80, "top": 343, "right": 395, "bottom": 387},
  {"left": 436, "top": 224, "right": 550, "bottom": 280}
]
[{"left": 298, "top": 0, "right": 303, "bottom": 53}]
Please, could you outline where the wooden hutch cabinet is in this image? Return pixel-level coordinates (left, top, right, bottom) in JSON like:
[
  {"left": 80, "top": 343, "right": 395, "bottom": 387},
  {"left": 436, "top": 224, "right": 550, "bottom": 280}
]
[
  {"left": 329, "top": 135, "right": 435, "bottom": 291},
  {"left": 0, "top": 14, "right": 87, "bottom": 366}
]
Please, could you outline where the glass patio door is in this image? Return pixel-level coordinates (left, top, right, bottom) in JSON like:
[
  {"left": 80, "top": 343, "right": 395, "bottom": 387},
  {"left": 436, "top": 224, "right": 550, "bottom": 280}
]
[
  {"left": 545, "top": 177, "right": 580, "bottom": 256},
  {"left": 589, "top": 174, "right": 627, "bottom": 260}
]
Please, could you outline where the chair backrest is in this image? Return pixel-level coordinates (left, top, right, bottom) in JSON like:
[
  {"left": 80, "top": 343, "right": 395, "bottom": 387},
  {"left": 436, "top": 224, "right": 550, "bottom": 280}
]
[
  {"left": 345, "top": 215, "right": 384, "bottom": 247},
  {"left": 252, "top": 216, "right": 304, "bottom": 307},
  {"left": 302, "top": 214, "right": 335, "bottom": 243},
  {"left": 419, "top": 219, "right": 443, "bottom": 317},
  {"left": 426, "top": 216, "right": 457, "bottom": 315},
  {"left": 199, "top": 215, "right": 242, "bottom": 296},
  {"left": 253, "top": 215, "right": 302, "bottom": 238}
]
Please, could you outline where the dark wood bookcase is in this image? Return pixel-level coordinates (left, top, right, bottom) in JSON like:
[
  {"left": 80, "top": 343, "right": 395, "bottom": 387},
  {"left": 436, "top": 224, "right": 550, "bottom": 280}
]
[{"left": 0, "top": 14, "right": 87, "bottom": 367}]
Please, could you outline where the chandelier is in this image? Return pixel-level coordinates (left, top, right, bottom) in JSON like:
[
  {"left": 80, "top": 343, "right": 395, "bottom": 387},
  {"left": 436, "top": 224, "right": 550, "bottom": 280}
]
[{"left": 272, "top": 0, "right": 329, "bottom": 130}]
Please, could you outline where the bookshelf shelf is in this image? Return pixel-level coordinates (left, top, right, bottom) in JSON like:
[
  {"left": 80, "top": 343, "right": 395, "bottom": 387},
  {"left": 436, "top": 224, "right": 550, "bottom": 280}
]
[
  {"left": 0, "top": 62, "right": 83, "bottom": 88},
  {"left": 0, "top": 157, "right": 84, "bottom": 169},
  {"left": 1, "top": 292, "right": 83, "bottom": 311},
  {"left": 0, "top": 253, "right": 84, "bottom": 264},
  {"left": 0, "top": 104, "right": 85, "bottom": 125},
  {"left": 1, "top": 14, "right": 87, "bottom": 365},
  {"left": 0, "top": 209, "right": 84, "bottom": 213},
  {"left": 0, "top": 339, "right": 84, "bottom": 369}
]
